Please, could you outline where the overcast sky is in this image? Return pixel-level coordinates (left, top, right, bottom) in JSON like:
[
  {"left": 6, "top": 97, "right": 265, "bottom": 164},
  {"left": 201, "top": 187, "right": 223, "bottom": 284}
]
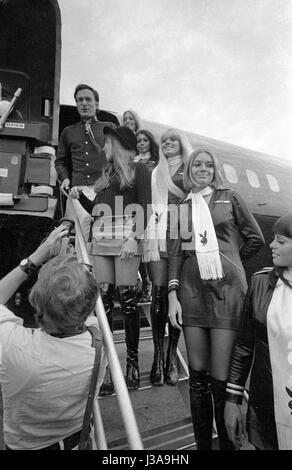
[{"left": 58, "top": 0, "right": 292, "bottom": 162}]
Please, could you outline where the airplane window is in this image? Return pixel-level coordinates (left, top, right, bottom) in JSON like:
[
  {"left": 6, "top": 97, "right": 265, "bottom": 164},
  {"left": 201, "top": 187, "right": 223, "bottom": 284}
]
[
  {"left": 246, "top": 169, "right": 260, "bottom": 188},
  {"left": 266, "top": 174, "right": 280, "bottom": 192},
  {"left": 223, "top": 164, "right": 238, "bottom": 184}
]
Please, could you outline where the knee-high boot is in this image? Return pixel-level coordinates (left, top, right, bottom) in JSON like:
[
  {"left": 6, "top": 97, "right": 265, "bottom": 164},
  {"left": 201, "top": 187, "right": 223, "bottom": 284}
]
[
  {"left": 210, "top": 377, "right": 235, "bottom": 450},
  {"left": 99, "top": 284, "right": 116, "bottom": 396},
  {"left": 189, "top": 368, "right": 213, "bottom": 450},
  {"left": 139, "top": 262, "right": 152, "bottom": 303},
  {"left": 119, "top": 286, "right": 140, "bottom": 390},
  {"left": 165, "top": 323, "right": 180, "bottom": 385},
  {"left": 101, "top": 283, "right": 116, "bottom": 330},
  {"left": 149, "top": 286, "right": 168, "bottom": 385}
]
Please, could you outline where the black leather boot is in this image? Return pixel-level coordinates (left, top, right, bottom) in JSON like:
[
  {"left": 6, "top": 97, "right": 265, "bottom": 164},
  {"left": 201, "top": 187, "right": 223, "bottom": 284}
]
[
  {"left": 139, "top": 262, "right": 152, "bottom": 303},
  {"left": 99, "top": 284, "right": 115, "bottom": 397},
  {"left": 211, "top": 377, "right": 235, "bottom": 450},
  {"left": 101, "top": 283, "right": 115, "bottom": 330},
  {"left": 119, "top": 286, "right": 140, "bottom": 390},
  {"left": 165, "top": 323, "right": 180, "bottom": 385},
  {"left": 189, "top": 368, "right": 213, "bottom": 450},
  {"left": 149, "top": 286, "right": 168, "bottom": 385}
]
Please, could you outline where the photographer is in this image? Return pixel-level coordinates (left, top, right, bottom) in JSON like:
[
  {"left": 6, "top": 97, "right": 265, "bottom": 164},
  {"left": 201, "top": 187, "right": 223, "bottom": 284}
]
[{"left": 0, "top": 225, "right": 106, "bottom": 450}]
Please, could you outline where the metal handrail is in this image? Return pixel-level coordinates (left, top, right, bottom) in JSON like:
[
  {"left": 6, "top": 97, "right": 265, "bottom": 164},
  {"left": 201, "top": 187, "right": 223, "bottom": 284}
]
[
  {"left": 243, "top": 389, "right": 249, "bottom": 403},
  {"left": 70, "top": 197, "right": 144, "bottom": 450}
]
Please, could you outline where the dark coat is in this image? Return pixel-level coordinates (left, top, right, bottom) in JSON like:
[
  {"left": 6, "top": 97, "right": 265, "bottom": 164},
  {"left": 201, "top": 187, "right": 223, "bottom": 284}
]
[
  {"left": 167, "top": 188, "right": 265, "bottom": 329},
  {"left": 79, "top": 161, "right": 152, "bottom": 238},
  {"left": 226, "top": 268, "right": 279, "bottom": 450}
]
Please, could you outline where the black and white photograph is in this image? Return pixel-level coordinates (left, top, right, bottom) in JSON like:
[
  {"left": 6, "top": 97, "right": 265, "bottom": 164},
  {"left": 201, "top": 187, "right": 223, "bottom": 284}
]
[{"left": 0, "top": 0, "right": 291, "bottom": 454}]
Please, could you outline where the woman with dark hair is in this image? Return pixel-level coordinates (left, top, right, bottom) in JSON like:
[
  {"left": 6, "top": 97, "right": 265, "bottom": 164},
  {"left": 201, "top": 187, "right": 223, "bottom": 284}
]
[
  {"left": 135, "top": 129, "right": 159, "bottom": 169},
  {"left": 225, "top": 212, "right": 292, "bottom": 450},
  {"left": 143, "top": 128, "right": 193, "bottom": 386},
  {"left": 135, "top": 129, "right": 159, "bottom": 302},
  {"left": 121, "top": 111, "right": 150, "bottom": 302},
  {"left": 71, "top": 126, "right": 151, "bottom": 393},
  {"left": 167, "top": 149, "right": 264, "bottom": 450}
]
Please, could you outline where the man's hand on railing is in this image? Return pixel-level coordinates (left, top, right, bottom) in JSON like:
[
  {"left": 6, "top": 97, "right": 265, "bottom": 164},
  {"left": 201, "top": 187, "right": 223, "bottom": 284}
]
[
  {"left": 70, "top": 186, "right": 82, "bottom": 199},
  {"left": 60, "top": 178, "right": 70, "bottom": 195}
]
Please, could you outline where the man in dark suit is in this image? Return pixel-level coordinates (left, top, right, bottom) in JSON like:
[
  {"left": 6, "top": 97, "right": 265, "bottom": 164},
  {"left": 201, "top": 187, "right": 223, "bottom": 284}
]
[{"left": 55, "top": 84, "right": 116, "bottom": 259}]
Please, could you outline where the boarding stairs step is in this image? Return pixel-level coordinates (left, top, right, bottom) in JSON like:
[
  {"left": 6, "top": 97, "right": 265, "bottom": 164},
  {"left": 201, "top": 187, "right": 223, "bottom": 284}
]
[
  {"left": 112, "top": 302, "right": 151, "bottom": 330},
  {"left": 138, "top": 370, "right": 188, "bottom": 389},
  {"left": 98, "top": 300, "right": 192, "bottom": 451},
  {"left": 107, "top": 417, "right": 194, "bottom": 450},
  {"left": 98, "top": 369, "right": 188, "bottom": 399},
  {"left": 107, "top": 417, "right": 218, "bottom": 450},
  {"left": 113, "top": 326, "right": 153, "bottom": 344}
]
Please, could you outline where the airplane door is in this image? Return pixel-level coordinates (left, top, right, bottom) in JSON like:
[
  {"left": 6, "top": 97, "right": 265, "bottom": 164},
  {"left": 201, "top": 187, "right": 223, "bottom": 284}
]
[{"left": 0, "top": 0, "right": 61, "bottom": 145}]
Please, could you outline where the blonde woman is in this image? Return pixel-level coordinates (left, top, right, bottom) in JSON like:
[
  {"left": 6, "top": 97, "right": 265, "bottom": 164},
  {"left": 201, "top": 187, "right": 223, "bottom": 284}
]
[
  {"left": 168, "top": 149, "right": 264, "bottom": 449},
  {"left": 144, "top": 128, "right": 193, "bottom": 386},
  {"left": 71, "top": 126, "right": 151, "bottom": 393},
  {"left": 122, "top": 109, "right": 143, "bottom": 134}
]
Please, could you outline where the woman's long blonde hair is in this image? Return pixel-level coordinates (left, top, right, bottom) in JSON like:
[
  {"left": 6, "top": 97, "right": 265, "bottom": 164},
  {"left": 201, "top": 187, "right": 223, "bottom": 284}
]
[
  {"left": 153, "top": 128, "right": 193, "bottom": 199},
  {"left": 94, "top": 136, "right": 136, "bottom": 192},
  {"left": 121, "top": 109, "right": 143, "bottom": 133}
]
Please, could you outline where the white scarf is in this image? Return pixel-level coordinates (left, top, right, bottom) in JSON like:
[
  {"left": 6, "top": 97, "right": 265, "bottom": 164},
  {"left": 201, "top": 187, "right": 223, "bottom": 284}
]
[
  {"left": 143, "top": 168, "right": 167, "bottom": 261},
  {"left": 189, "top": 186, "right": 223, "bottom": 280},
  {"left": 134, "top": 152, "right": 151, "bottom": 163},
  {"left": 267, "top": 270, "right": 292, "bottom": 450},
  {"left": 168, "top": 155, "right": 182, "bottom": 167},
  {"left": 143, "top": 157, "right": 182, "bottom": 262}
]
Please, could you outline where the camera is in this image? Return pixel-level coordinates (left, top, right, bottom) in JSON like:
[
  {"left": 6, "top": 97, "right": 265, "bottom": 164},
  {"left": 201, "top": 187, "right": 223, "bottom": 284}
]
[
  {"left": 46, "top": 218, "right": 76, "bottom": 258},
  {"left": 58, "top": 218, "right": 75, "bottom": 237}
]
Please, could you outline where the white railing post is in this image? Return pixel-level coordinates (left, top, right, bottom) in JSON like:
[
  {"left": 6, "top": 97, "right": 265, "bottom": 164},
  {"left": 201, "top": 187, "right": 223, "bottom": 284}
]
[{"left": 70, "top": 198, "right": 144, "bottom": 450}]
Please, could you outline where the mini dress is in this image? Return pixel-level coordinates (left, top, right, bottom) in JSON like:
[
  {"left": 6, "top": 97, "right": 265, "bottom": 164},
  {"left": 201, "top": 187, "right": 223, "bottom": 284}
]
[{"left": 168, "top": 188, "right": 265, "bottom": 330}]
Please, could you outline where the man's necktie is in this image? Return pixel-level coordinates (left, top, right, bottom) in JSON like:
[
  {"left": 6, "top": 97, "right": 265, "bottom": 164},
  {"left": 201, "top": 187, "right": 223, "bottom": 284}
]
[{"left": 84, "top": 119, "right": 102, "bottom": 152}]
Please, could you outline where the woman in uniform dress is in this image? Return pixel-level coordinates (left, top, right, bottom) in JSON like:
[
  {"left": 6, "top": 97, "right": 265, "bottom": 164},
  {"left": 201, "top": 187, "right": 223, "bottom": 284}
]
[
  {"left": 134, "top": 129, "right": 159, "bottom": 302},
  {"left": 167, "top": 149, "right": 264, "bottom": 449},
  {"left": 121, "top": 111, "right": 152, "bottom": 301},
  {"left": 144, "top": 128, "right": 192, "bottom": 386}
]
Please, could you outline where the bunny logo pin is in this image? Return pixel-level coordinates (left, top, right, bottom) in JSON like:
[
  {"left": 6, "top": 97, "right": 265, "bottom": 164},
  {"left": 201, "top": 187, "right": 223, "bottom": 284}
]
[{"left": 199, "top": 230, "right": 207, "bottom": 246}]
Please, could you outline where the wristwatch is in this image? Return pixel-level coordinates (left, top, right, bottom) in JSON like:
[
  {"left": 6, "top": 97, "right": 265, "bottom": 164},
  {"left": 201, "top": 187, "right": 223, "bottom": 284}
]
[{"left": 19, "top": 258, "right": 39, "bottom": 276}]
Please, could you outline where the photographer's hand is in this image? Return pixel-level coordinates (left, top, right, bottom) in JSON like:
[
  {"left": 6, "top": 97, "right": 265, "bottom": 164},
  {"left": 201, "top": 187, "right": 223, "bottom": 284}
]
[
  {"left": 0, "top": 225, "right": 69, "bottom": 305},
  {"left": 29, "top": 225, "right": 69, "bottom": 266}
]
